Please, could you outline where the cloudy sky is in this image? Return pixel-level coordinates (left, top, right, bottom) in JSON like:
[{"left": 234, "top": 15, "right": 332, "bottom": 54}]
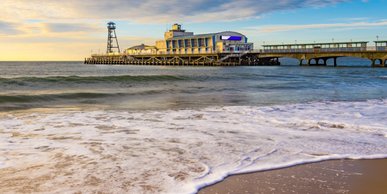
[{"left": 0, "top": 0, "right": 386, "bottom": 61}]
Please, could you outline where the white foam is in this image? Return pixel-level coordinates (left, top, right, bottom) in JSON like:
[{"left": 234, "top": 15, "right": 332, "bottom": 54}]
[{"left": 0, "top": 99, "right": 386, "bottom": 193}]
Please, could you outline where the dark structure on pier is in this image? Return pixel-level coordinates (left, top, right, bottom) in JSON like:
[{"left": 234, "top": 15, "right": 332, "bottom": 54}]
[{"left": 106, "top": 22, "right": 120, "bottom": 54}]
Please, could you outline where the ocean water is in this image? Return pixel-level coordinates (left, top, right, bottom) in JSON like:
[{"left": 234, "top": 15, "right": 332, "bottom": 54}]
[{"left": 0, "top": 60, "right": 387, "bottom": 193}]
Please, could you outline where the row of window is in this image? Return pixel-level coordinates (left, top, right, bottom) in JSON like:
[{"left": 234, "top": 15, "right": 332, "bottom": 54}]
[
  {"left": 166, "top": 38, "right": 212, "bottom": 49},
  {"left": 167, "top": 48, "right": 212, "bottom": 52}
]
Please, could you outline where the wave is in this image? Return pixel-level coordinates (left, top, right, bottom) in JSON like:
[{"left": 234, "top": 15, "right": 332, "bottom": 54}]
[
  {"left": 0, "top": 90, "right": 169, "bottom": 105},
  {"left": 0, "top": 92, "right": 119, "bottom": 104},
  {"left": 0, "top": 100, "right": 386, "bottom": 193},
  {"left": 0, "top": 75, "right": 186, "bottom": 85}
]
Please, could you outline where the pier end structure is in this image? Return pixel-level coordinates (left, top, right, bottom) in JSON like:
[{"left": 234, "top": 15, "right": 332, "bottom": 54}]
[{"left": 125, "top": 23, "right": 254, "bottom": 55}]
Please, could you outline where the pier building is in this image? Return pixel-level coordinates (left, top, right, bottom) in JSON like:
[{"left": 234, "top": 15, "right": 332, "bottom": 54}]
[
  {"left": 125, "top": 44, "right": 158, "bottom": 55},
  {"left": 126, "top": 24, "right": 253, "bottom": 55}
]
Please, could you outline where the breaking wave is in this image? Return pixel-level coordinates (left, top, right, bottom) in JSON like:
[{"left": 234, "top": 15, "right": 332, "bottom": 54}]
[
  {"left": 0, "top": 75, "right": 186, "bottom": 85},
  {"left": 0, "top": 99, "right": 386, "bottom": 193}
]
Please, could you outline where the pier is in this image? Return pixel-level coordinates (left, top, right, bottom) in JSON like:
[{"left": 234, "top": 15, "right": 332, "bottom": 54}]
[{"left": 85, "top": 23, "right": 387, "bottom": 67}]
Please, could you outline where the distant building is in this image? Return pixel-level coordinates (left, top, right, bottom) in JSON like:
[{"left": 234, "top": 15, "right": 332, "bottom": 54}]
[
  {"left": 125, "top": 24, "right": 253, "bottom": 55},
  {"left": 125, "top": 44, "right": 157, "bottom": 55}
]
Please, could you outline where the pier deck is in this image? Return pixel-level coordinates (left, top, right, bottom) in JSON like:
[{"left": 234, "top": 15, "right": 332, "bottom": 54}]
[
  {"left": 84, "top": 52, "right": 279, "bottom": 66},
  {"left": 85, "top": 50, "right": 387, "bottom": 67}
]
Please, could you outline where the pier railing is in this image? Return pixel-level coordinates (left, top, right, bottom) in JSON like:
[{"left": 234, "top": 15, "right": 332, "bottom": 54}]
[
  {"left": 91, "top": 50, "right": 254, "bottom": 56},
  {"left": 259, "top": 47, "right": 387, "bottom": 53}
]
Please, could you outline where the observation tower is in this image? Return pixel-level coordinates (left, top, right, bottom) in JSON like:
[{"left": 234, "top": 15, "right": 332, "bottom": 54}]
[{"left": 106, "top": 22, "right": 120, "bottom": 53}]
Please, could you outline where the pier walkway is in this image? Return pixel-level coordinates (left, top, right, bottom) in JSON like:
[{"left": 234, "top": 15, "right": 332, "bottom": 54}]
[{"left": 261, "top": 41, "right": 387, "bottom": 67}]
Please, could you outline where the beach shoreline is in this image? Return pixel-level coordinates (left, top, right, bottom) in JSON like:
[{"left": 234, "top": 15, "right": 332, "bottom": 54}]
[
  {"left": 199, "top": 159, "right": 387, "bottom": 194},
  {"left": 1, "top": 62, "right": 387, "bottom": 193}
]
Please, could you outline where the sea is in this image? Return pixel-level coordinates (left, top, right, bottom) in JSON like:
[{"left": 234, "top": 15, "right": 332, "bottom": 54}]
[{"left": 0, "top": 59, "right": 387, "bottom": 193}]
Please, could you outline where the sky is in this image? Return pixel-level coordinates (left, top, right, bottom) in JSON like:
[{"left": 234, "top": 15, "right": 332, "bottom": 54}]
[{"left": 0, "top": 0, "right": 386, "bottom": 61}]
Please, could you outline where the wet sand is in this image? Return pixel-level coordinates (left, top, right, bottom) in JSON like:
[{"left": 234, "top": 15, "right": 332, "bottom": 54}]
[{"left": 199, "top": 159, "right": 387, "bottom": 194}]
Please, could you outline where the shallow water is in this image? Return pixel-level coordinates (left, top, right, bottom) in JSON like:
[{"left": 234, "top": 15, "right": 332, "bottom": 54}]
[{"left": 0, "top": 61, "right": 386, "bottom": 193}]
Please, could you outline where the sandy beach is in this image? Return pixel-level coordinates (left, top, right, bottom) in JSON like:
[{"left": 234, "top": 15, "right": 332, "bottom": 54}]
[{"left": 199, "top": 159, "right": 387, "bottom": 194}]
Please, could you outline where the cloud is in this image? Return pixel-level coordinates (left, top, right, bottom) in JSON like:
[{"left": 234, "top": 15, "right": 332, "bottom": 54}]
[
  {"left": 247, "top": 20, "right": 387, "bottom": 33},
  {"left": 0, "top": 0, "right": 351, "bottom": 60},
  {"left": 0, "top": 35, "right": 161, "bottom": 61},
  {"left": 0, "top": 0, "right": 348, "bottom": 23},
  {"left": 43, "top": 23, "right": 101, "bottom": 33},
  {"left": 0, "top": 20, "right": 103, "bottom": 38},
  {"left": 0, "top": 21, "right": 22, "bottom": 35}
]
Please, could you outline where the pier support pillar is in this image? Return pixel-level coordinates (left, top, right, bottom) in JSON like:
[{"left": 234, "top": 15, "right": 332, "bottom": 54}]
[
  {"left": 383, "top": 59, "right": 386, "bottom": 67},
  {"left": 333, "top": 57, "right": 338, "bottom": 67},
  {"left": 323, "top": 58, "right": 328, "bottom": 66}
]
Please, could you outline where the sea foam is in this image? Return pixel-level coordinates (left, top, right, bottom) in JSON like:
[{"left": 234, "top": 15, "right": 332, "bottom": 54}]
[{"left": 0, "top": 99, "right": 386, "bottom": 193}]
